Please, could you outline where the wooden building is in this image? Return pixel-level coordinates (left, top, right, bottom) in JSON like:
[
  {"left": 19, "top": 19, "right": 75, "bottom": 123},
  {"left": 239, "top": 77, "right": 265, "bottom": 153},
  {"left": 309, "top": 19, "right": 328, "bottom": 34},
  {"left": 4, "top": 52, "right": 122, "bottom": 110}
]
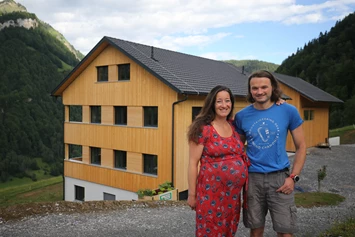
[{"left": 52, "top": 36, "right": 342, "bottom": 201}]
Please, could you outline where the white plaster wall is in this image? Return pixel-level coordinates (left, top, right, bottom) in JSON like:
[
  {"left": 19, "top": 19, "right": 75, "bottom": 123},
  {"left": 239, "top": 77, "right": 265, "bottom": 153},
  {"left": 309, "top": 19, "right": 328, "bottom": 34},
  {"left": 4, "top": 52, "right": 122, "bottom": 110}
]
[{"left": 65, "top": 177, "right": 138, "bottom": 201}]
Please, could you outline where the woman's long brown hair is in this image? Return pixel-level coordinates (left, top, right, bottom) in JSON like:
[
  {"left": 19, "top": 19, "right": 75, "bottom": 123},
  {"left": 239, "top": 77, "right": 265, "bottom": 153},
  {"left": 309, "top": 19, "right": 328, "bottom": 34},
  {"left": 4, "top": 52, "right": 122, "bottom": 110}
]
[{"left": 187, "top": 85, "right": 234, "bottom": 143}]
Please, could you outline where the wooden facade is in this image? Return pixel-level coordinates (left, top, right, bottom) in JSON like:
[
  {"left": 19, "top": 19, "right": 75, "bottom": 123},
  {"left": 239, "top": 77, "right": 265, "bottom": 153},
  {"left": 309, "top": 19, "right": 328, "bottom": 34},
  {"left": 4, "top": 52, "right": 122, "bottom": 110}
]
[
  {"left": 279, "top": 83, "right": 330, "bottom": 151},
  {"left": 63, "top": 45, "right": 179, "bottom": 193}
]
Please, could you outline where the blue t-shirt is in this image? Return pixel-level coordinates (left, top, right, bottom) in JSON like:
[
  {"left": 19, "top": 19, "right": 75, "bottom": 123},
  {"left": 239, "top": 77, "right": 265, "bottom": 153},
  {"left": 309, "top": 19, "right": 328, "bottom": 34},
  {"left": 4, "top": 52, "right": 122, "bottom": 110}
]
[{"left": 234, "top": 103, "right": 303, "bottom": 173}]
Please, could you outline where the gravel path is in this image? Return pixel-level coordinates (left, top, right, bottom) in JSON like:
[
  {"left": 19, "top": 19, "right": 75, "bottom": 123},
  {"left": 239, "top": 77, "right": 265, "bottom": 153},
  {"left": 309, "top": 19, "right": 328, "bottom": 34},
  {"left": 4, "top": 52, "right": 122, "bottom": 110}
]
[{"left": 1, "top": 145, "right": 355, "bottom": 237}]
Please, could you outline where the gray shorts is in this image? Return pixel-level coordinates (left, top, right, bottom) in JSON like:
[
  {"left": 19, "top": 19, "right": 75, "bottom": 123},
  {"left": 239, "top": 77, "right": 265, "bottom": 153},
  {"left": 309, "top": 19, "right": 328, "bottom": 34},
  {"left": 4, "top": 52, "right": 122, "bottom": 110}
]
[{"left": 243, "top": 171, "right": 298, "bottom": 234}]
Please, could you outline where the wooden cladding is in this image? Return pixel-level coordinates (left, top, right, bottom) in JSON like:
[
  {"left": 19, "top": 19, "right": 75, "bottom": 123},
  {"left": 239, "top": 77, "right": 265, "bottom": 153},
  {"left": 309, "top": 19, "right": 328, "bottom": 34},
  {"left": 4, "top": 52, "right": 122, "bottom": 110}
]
[
  {"left": 127, "top": 107, "right": 143, "bottom": 127},
  {"left": 62, "top": 45, "right": 177, "bottom": 106},
  {"left": 108, "top": 65, "right": 117, "bottom": 82},
  {"left": 275, "top": 83, "right": 331, "bottom": 151},
  {"left": 101, "top": 106, "right": 114, "bottom": 124},
  {"left": 65, "top": 160, "right": 161, "bottom": 192},
  {"left": 127, "top": 152, "right": 143, "bottom": 173},
  {"left": 64, "top": 106, "right": 69, "bottom": 122},
  {"left": 101, "top": 148, "right": 113, "bottom": 167},
  {"left": 82, "top": 106, "right": 90, "bottom": 123}
]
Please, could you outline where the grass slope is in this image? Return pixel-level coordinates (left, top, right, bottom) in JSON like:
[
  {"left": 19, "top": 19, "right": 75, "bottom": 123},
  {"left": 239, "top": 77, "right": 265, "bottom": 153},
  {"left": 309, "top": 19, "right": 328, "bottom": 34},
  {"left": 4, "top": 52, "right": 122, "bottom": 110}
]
[
  {"left": 0, "top": 176, "right": 63, "bottom": 207},
  {"left": 330, "top": 125, "right": 355, "bottom": 144}
]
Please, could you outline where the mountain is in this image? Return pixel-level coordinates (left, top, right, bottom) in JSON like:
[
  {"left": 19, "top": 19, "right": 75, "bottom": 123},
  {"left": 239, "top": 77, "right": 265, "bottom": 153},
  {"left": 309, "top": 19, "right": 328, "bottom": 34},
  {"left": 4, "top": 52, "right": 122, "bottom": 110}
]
[
  {"left": 0, "top": 1, "right": 81, "bottom": 181},
  {"left": 276, "top": 12, "right": 355, "bottom": 129},
  {"left": 0, "top": 0, "right": 84, "bottom": 60},
  {"left": 224, "top": 59, "right": 279, "bottom": 73},
  {"left": 0, "top": 0, "right": 25, "bottom": 14}
]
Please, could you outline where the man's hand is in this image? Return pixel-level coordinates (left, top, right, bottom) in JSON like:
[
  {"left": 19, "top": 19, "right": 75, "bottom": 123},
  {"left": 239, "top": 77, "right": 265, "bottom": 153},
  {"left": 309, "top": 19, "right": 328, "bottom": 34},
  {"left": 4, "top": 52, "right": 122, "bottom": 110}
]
[{"left": 276, "top": 177, "right": 295, "bottom": 195}]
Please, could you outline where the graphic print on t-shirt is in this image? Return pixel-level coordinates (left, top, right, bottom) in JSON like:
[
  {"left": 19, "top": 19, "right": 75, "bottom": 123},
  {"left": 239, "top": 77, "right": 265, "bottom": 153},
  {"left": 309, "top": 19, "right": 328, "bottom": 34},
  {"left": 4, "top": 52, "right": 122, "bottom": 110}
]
[{"left": 247, "top": 118, "right": 280, "bottom": 150}]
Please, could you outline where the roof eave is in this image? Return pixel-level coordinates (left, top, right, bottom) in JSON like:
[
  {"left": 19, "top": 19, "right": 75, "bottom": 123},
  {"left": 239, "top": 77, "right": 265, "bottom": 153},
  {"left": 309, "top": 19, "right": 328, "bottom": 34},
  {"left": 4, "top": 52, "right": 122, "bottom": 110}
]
[
  {"left": 51, "top": 37, "right": 110, "bottom": 97},
  {"left": 105, "top": 37, "right": 184, "bottom": 94},
  {"left": 299, "top": 93, "right": 344, "bottom": 103},
  {"left": 276, "top": 78, "right": 343, "bottom": 104}
]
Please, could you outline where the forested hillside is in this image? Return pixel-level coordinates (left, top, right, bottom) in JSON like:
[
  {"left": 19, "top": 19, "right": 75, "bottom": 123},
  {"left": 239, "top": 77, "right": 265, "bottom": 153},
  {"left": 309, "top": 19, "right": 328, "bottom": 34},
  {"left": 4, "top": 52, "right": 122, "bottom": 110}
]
[
  {"left": 276, "top": 12, "right": 355, "bottom": 128},
  {"left": 225, "top": 59, "right": 279, "bottom": 73},
  {"left": 0, "top": 11, "right": 80, "bottom": 181}
]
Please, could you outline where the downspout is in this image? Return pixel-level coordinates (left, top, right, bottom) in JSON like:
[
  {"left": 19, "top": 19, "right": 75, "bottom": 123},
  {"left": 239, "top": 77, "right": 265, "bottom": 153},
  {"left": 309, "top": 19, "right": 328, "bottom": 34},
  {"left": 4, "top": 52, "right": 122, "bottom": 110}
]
[{"left": 171, "top": 94, "right": 188, "bottom": 188}]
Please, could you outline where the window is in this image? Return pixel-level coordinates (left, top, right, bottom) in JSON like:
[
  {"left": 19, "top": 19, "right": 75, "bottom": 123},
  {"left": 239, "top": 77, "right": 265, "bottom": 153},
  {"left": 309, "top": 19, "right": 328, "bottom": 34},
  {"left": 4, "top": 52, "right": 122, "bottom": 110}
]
[
  {"left": 103, "top": 192, "right": 116, "bottom": 201},
  {"left": 69, "top": 105, "right": 82, "bottom": 122},
  {"left": 90, "top": 147, "right": 101, "bottom": 165},
  {"left": 144, "top": 106, "right": 158, "bottom": 127},
  {"left": 143, "top": 154, "right": 157, "bottom": 175},
  {"left": 69, "top": 144, "right": 82, "bottom": 159},
  {"left": 90, "top": 106, "right": 101, "bottom": 123},
  {"left": 114, "top": 106, "right": 127, "bottom": 125},
  {"left": 304, "top": 110, "right": 314, "bottom": 121},
  {"left": 118, "top": 64, "right": 130, "bottom": 81},
  {"left": 114, "top": 150, "right": 127, "bottom": 170},
  {"left": 192, "top": 107, "right": 202, "bottom": 121},
  {"left": 75, "top": 185, "right": 85, "bottom": 201},
  {"left": 97, "top": 66, "right": 108, "bottom": 82}
]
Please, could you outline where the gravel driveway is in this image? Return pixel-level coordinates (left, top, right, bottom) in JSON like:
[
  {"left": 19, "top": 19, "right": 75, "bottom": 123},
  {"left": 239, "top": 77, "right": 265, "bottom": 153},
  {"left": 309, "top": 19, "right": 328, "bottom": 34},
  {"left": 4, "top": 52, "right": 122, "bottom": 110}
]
[{"left": 1, "top": 145, "right": 355, "bottom": 237}]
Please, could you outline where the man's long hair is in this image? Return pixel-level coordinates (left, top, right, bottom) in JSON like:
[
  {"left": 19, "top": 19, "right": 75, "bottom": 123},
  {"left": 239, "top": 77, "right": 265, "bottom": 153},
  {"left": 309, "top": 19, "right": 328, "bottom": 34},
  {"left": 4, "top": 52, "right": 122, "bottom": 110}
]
[
  {"left": 187, "top": 85, "right": 234, "bottom": 144},
  {"left": 246, "top": 70, "right": 282, "bottom": 103}
]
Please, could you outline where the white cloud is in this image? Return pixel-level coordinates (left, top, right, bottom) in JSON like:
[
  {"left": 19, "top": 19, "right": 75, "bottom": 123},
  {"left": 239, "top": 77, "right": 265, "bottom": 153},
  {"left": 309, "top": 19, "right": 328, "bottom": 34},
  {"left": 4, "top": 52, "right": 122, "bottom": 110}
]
[
  {"left": 16, "top": 0, "right": 355, "bottom": 57},
  {"left": 283, "top": 13, "right": 325, "bottom": 25},
  {"left": 154, "top": 33, "right": 230, "bottom": 49},
  {"left": 199, "top": 51, "right": 259, "bottom": 61}
]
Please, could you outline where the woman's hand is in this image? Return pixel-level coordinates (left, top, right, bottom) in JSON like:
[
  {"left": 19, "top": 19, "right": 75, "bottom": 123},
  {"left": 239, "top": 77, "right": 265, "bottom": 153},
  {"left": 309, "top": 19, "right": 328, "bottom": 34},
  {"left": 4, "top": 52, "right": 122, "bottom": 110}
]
[
  {"left": 187, "top": 194, "right": 197, "bottom": 210},
  {"left": 276, "top": 98, "right": 286, "bottom": 105}
]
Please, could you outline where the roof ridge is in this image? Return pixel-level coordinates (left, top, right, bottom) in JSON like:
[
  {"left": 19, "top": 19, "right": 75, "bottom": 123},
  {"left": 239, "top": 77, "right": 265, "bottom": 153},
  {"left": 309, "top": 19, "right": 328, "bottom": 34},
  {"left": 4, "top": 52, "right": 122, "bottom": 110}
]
[{"left": 120, "top": 39, "right": 200, "bottom": 94}]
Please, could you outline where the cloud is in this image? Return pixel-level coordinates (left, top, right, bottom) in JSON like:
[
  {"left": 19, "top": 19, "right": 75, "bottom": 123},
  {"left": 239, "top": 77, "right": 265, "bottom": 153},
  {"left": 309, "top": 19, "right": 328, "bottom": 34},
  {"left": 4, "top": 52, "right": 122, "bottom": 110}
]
[
  {"left": 17, "top": 0, "right": 355, "bottom": 55},
  {"left": 199, "top": 51, "right": 241, "bottom": 60},
  {"left": 152, "top": 33, "right": 231, "bottom": 50}
]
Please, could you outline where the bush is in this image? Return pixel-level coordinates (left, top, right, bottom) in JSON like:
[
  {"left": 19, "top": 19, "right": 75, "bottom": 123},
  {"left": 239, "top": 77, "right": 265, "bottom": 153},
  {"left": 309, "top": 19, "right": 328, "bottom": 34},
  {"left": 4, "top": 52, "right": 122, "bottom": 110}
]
[
  {"left": 137, "top": 181, "right": 174, "bottom": 198},
  {"left": 31, "top": 173, "right": 37, "bottom": 182},
  {"left": 317, "top": 165, "right": 327, "bottom": 192},
  {"left": 137, "top": 189, "right": 156, "bottom": 199}
]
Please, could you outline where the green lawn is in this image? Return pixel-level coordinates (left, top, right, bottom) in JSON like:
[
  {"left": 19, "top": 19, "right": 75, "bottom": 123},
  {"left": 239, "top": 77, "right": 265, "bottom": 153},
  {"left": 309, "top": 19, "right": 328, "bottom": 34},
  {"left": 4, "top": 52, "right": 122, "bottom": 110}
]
[
  {"left": 0, "top": 176, "right": 63, "bottom": 207},
  {"left": 319, "top": 218, "right": 355, "bottom": 237},
  {"left": 0, "top": 158, "right": 55, "bottom": 189},
  {"left": 295, "top": 192, "right": 345, "bottom": 208},
  {"left": 329, "top": 125, "right": 355, "bottom": 144}
]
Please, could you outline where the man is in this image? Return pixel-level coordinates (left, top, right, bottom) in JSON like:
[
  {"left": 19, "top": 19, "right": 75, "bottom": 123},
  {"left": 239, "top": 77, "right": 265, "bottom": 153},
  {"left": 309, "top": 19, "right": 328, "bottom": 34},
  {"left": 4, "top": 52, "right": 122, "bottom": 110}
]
[{"left": 234, "top": 70, "right": 306, "bottom": 237}]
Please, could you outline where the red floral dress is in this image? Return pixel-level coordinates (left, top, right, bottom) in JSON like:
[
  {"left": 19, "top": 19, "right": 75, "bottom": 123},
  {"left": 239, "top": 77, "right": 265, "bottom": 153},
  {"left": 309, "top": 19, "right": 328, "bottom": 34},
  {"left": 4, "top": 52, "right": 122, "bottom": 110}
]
[{"left": 195, "top": 121, "right": 249, "bottom": 237}]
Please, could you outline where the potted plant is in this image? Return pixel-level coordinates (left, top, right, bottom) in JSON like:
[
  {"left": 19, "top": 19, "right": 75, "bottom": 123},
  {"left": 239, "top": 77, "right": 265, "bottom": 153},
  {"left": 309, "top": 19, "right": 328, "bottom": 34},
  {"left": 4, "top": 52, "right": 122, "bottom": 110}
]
[{"left": 137, "top": 181, "right": 178, "bottom": 200}]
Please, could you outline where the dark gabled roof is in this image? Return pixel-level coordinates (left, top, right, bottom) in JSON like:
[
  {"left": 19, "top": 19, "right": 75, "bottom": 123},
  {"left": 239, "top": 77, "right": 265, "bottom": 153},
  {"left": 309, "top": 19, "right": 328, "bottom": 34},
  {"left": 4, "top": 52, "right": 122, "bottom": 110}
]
[
  {"left": 52, "top": 36, "right": 342, "bottom": 104},
  {"left": 273, "top": 72, "right": 343, "bottom": 103},
  {"left": 51, "top": 36, "right": 249, "bottom": 97},
  {"left": 105, "top": 37, "right": 249, "bottom": 96}
]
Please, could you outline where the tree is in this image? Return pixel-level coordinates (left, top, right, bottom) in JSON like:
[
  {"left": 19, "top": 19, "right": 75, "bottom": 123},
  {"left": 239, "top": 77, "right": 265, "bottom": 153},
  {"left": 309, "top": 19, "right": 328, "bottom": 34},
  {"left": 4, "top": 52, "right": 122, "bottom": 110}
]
[
  {"left": 275, "top": 12, "right": 355, "bottom": 128},
  {"left": 344, "top": 95, "right": 355, "bottom": 125},
  {"left": 0, "top": 11, "right": 80, "bottom": 181}
]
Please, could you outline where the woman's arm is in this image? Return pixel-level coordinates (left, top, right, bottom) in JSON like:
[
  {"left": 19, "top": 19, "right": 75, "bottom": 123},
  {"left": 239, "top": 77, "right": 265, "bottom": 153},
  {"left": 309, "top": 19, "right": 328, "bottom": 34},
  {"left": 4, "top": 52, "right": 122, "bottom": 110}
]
[{"left": 187, "top": 141, "right": 203, "bottom": 210}]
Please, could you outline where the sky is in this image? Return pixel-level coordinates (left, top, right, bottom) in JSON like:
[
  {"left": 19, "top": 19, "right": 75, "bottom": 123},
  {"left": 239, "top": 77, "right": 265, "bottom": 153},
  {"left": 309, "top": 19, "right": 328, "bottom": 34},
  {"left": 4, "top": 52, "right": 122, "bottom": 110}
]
[{"left": 14, "top": 0, "right": 355, "bottom": 65}]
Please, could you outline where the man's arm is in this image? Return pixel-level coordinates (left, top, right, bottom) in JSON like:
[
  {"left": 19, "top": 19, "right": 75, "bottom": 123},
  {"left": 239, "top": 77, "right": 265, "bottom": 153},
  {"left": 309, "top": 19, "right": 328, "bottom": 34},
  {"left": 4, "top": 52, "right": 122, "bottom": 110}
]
[
  {"left": 277, "top": 124, "right": 306, "bottom": 194},
  {"left": 290, "top": 124, "right": 307, "bottom": 176}
]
